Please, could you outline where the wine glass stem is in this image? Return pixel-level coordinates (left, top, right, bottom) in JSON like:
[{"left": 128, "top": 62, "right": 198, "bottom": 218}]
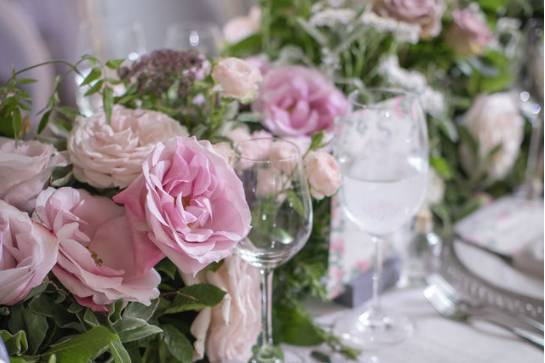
[
  {"left": 260, "top": 268, "right": 274, "bottom": 346},
  {"left": 371, "top": 235, "right": 383, "bottom": 313}
]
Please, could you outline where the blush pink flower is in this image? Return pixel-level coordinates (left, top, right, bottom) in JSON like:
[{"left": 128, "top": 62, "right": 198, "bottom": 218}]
[
  {"left": 304, "top": 150, "right": 342, "bottom": 199},
  {"left": 0, "top": 137, "right": 65, "bottom": 212},
  {"left": 0, "top": 200, "right": 58, "bottom": 305},
  {"left": 184, "top": 255, "right": 261, "bottom": 363},
  {"left": 33, "top": 187, "right": 160, "bottom": 312},
  {"left": 373, "top": 0, "right": 445, "bottom": 38},
  {"left": 446, "top": 8, "right": 493, "bottom": 56},
  {"left": 254, "top": 66, "right": 349, "bottom": 137},
  {"left": 68, "top": 105, "right": 187, "bottom": 189},
  {"left": 212, "top": 58, "right": 262, "bottom": 103},
  {"left": 114, "top": 136, "right": 251, "bottom": 275}
]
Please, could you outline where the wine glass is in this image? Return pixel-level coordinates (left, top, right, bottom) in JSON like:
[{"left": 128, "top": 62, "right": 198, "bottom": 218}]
[
  {"left": 333, "top": 88, "right": 429, "bottom": 347},
  {"left": 74, "top": 21, "right": 146, "bottom": 116},
  {"left": 234, "top": 137, "right": 313, "bottom": 363},
  {"left": 165, "top": 22, "right": 223, "bottom": 57}
]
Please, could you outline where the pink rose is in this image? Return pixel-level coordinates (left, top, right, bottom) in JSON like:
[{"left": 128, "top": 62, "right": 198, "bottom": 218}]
[
  {"left": 185, "top": 256, "right": 260, "bottom": 363},
  {"left": 114, "top": 136, "right": 251, "bottom": 275},
  {"left": 446, "top": 8, "right": 492, "bottom": 56},
  {"left": 33, "top": 187, "right": 160, "bottom": 311},
  {"left": 255, "top": 66, "right": 349, "bottom": 137},
  {"left": 68, "top": 105, "right": 187, "bottom": 189},
  {"left": 0, "top": 201, "right": 58, "bottom": 305},
  {"left": 0, "top": 137, "right": 65, "bottom": 212},
  {"left": 212, "top": 58, "right": 262, "bottom": 102},
  {"left": 246, "top": 54, "right": 270, "bottom": 76},
  {"left": 373, "top": 0, "right": 445, "bottom": 38},
  {"left": 304, "top": 150, "right": 341, "bottom": 199}
]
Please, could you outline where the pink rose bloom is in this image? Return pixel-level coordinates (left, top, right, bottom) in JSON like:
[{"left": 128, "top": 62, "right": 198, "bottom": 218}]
[
  {"left": 255, "top": 66, "right": 349, "bottom": 137},
  {"left": 68, "top": 105, "right": 187, "bottom": 189},
  {"left": 446, "top": 8, "right": 492, "bottom": 56},
  {"left": 0, "top": 137, "right": 65, "bottom": 212},
  {"left": 212, "top": 58, "right": 262, "bottom": 103},
  {"left": 373, "top": 0, "right": 445, "bottom": 38},
  {"left": 0, "top": 200, "right": 58, "bottom": 305},
  {"left": 246, "top": 54, "right": 270, "bottom": 76},
  {"left": 33, "top": 187, "right": 160, "bottom": 311},
  {"left": 304, "top": 150, "right": 342, "bottom": 199},
  {"left": 114, "top": 136, "right": 251, "bottom": 275},
  {"left": 185, "top": 256, "right": 260, "bottom": 363}
]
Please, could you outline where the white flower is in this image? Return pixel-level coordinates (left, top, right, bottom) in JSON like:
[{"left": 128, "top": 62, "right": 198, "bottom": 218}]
[
  {"left": 212, "top": 58, "right": 262, "bottom": 103},
  {"left": 461, "top": 92, "right": 524, "bottom": 181},
  {"left": 68, "top": 105, "right": 187, "bottom": 189},
  {"left": 360, "top": 11, "right": 421, "bottom": 44},
  {"left": 310, "top": 8, "right": 356, "bottom": 27},
  {"left": 378, "top": 56, "right": 446, "bottom": 116},
  {"left": 183, "top": 256, "right": 261, "bottom": 363},
  {"left": 223, "top": 6, "right": 261, "bottom": 44}
]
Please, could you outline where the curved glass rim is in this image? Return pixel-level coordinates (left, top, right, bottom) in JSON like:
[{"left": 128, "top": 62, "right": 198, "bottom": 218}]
[
  {"left": 347, "top": 87, "right": 418, "bottom": 110},
  {"left": 234, "top": 137, "right": 302, "bottom": 162}
]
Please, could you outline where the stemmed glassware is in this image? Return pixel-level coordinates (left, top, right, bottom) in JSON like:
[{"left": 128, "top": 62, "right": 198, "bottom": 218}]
[
  {"left": 234, "top": 138, "right": 313, "bottom": 363},
  {"left": 333, "top": 88, "right": 429, "bottom": 347},
  {"left": 165, "top": 22, "right": 223, "bottom": 57}
]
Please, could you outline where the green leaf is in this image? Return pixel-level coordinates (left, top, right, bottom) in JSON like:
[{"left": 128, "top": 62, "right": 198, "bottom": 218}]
[
  {"left": 202, "top": 260, "right": 224, "bottom": 273},
  {"left": 7, "top": 305, "right": 47, "bottom": 354},
  {"left": 0, "top": 330, "right": 28, "bottom": 356},
  {"left": 161, "top": 325, "right": 192, "bottom": 363},
  {"left": 109, "top": 339, "right": 131, "bottom": 363},
  {"left": 274, "top": 305, "right": 323, "bottom": 346},
  {"left": 113, "top": 318, "right": 162, "bottom": 343},
  {"left": 47, "top": 326, "right": 117, "bottom": 363},
  {"left": 123, "top": 299, "right": 159, "bottom": 321},
  {"left": 80, "top": 67, "right": 101, "bottom": 87},
  {"left": 163, "top": 283, "right": 226, "bottom": 315},
  {"left": 155, "top": 259, "right": 177, "bottom": 280},
  {"left": 83, "top": 310, "right": 100, "bottom": 327},
  {"left": 237, "top": 112, "right": 262, "bottom": 123},
  {"left": 308, "top": 131, "right": 326, "bottom": 151},
  {"left": 83, "top": 80, "right": 104, "bottom": 96},
  {"left": 430, "top": 156, "right": 453, "bottom": 180},
  {"left": 38, "top": 110, "right": 51, "bottom": 134},
  {"left": 106, "top": 59, "right": 125, "bottom": 70},
  {"left": 47, "top": 354, "right": 57, "bottom": 363},
  {"left": 103, "top": 86, "right": 114, "bottom": 123},
  {"left": 286, "top": 190, "right": 306, "bottom": 217}
]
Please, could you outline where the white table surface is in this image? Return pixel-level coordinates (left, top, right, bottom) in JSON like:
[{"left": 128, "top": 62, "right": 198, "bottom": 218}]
[{"left": 289, "top": 287, "right": 544, "bottom": 363}]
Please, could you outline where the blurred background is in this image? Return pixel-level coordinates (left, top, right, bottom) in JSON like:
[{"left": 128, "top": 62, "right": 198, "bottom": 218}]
[{"left": 0, "top": 0, "right": 253, "bottom": 111}]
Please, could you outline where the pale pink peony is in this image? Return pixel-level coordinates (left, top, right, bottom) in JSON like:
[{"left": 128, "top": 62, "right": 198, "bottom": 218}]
[
  {"left": 68, "top": 105, "right": 187, "bottom": 189},
  {"left": 373, "top": 0, "right": 445, "bottom": 38},
  {"left": 114, "top": 136, "right": 251, "bottom": 275},
  {"left": 304, "top": 150, "right": 342, "bottom": 199},
  {"left": 0, "top": 137, "right": 65, "bottom": 212},
  {"left": 185, "top": 255, "right": 261, "bottom": 363},
  {"left": 0, "top": 200, "right": 58, "bottom": 305},
  {"left": 212, "top": 58, "right": 262, "bottom": 103},
  {"left": 254, "top": 66, "right": 349, "bottom": 137},
  {"left": 33, "top": 187, "right": 160, "bottom": 311},
  {"left": 446, "top": 8, "right": 493, "bottom": 56},
  {"left": 223, "top": 6, "right": 261, "bottom": 44}
]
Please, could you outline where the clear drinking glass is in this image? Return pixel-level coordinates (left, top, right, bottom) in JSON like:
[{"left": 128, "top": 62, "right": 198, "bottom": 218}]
[
  {"left": 234, "top": 138, "right": 313, "bottom": 363},
  {"left": 74, "top": 21, "right": 146, "bottom": 116},
  {"left": 333, "top": 88, "right": 429, "bottom": 347},
  {"left": 165, "top": 22, "right": 223, "bottom": 57}
]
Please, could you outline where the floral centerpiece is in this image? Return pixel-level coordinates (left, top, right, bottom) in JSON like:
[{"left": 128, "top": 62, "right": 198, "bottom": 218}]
[{"left": 0, "top": 0, "right": 543, "bottom": 361}]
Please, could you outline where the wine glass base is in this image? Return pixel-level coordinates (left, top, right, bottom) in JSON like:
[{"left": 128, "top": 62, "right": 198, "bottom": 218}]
[{"left": 334, "top": 308, "right": 414, "bottom": 349}]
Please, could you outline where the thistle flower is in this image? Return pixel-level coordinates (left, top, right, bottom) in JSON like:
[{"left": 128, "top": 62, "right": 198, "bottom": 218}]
[{"left": 118, "top": 49, "right": 208, "bottom": 98}]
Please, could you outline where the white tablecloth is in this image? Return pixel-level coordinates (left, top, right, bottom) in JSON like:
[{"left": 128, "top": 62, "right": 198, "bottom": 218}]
[{"left": 291, "top": 288, "right": 543, "bottom": 363}]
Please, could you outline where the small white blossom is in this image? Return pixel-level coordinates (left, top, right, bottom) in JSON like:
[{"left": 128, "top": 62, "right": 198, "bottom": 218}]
[
  {"left": 310, "top": 8, "right": 357, "bottom": 27},
  {"left": 360, "top": 11, "right": 420, "bottom": 44}
]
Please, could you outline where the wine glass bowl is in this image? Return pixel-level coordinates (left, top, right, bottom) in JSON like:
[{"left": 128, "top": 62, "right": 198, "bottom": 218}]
[
  {"left": 334, "top": 88, "right": 429, "bottom": 347},
  {"left": 233, "top": 137, "right": 312, "bottom": 362}
]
